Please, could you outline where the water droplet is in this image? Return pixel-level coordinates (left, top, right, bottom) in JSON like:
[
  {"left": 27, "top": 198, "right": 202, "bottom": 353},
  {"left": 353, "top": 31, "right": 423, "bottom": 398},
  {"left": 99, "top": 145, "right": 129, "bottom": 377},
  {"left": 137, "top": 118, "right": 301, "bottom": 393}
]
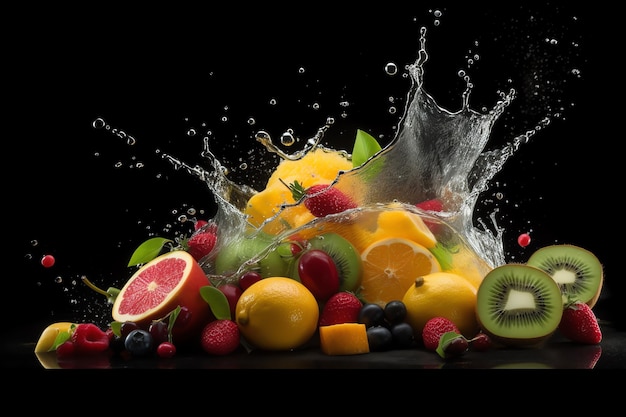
[
  {"left": 54, "top": 276, "right": 63, "bottom": 284},
  {"left": 92, "top": 118, "right": 106, "bottom": 129},
  {"left": 326, "top": 117, "right": 335, "bottom": 125},
  {"left": 187, "top": 128, "right": 196, "bottom": 137},
  {"left": 384, "top": 62, "right": 398, "bottom": 75},
  {"left": 187, "top": 208, "right": 197, "bottom": 216},
  {"left": 312, "top": 103, "right": 320, "bottom": 110},
  {"left": 388, "top": 106, "right": 397, "bottom": 114},
  {"left": 269, "top": 98, "right": 277, "bottom": 105},
  {"left": 247, "top": 118, "right": 256, "bottom": 125},
  {"left": 280, "top": 131, "right": 295, "bottom": 146},
  {"left": 298, "top": 67, "right": 305, "bottom": 74},
  {"left": 239, "top": 162, "right": 248, "bottom": 170},
  {"left": 31, "top": 240, "right": 39, "bottom": 247}
]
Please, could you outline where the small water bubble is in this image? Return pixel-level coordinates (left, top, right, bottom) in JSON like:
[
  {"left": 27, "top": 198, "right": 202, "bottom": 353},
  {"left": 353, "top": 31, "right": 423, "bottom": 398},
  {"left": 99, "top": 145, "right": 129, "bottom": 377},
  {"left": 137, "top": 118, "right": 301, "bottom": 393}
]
[
  {"left": 280, "top": 131, "right": 295, "bottom": 146},
  {"left": 31, "top": 240, "right": 39, "bottom": 247},
  {"left": 269, "top": 98, "right": 277, "bottom": 105},
  {"left": 457, "top": 70, "right": 466, "bottom": 78},
  {"left": 384, "top": 62, "right": 398, "bottom": 75},
  {"left": 178, "top": 214, "right": 188, "bottom": 223},
  {"left": 433, "top": 9, "right": 442, "bottom": 17},
  {"left": 341, "top": 111, "right": 348, "bottom": 118},
  {"left": 388, "top": 106, "right": 397, "bottom": 114},
  {"left": 495, "top": 192, "right": 504, "bottom": 200},
  {"left": 54, "top": 276, "right": 63, "bottom": 284},
  {"left": 326, "top": 117, "right": 335, "bottom": 125},
  {"left": 339, "top": 101, "right": 350, "bottom": 107},
  {"left": 127, "top": 136, "right": 136, "bottom": 145},
  {"left": 187, "top": 208, "right": 197, "bottom": 216},
  {"left": 247, "top": 118, "right": 256, "bottom": 125},
  {"left": 433, "top": 20, "right": 440, "bottom": 26},
  {"left": 221, "top": 116, "right": 228, "bottom": 122},
  {"left": 187, "top": 128, "right": 197, "bottom": 137},
  {"left": 239, "top": 162, "right": 248, "bottom": 170},
  {"left": 298, "top": 67, "right": 305, "bottom": 74},
  {"left": 92, "top": 118, "right": 106, "bottom": 129},
  {"left": 135, "top": 162, "right": 144, "bottom": 168},
  {"left": 114, "top": 161, "right": 123, "bottom": 168},
  {"left": 312, "top": 103, "right": 320, "bottom": 110}
]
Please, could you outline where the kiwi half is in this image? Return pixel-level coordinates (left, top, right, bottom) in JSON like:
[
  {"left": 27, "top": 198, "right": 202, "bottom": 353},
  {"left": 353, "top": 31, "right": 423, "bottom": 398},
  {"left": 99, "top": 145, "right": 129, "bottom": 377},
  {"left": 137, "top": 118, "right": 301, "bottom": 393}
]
[
  {"left": 526, "top": 244, "right": 604, "bottom": 308},
  {"left": 307, "top": 233, "right": 363, "bottom": 292},
  {"left": 475, "top": 264, "right": 563, "bottom": 348}
]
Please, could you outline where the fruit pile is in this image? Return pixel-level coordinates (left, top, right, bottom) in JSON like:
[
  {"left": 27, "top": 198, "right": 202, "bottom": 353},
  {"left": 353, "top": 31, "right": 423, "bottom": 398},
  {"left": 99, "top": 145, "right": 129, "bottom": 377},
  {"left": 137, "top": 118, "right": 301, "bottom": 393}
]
[{"left": 34, "top": 131, "right": 605, "bottom": 365}]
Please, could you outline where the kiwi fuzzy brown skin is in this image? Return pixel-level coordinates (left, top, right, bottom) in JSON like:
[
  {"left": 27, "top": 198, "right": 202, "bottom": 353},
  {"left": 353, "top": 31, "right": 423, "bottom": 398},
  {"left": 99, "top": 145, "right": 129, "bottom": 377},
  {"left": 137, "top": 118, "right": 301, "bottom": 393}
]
[
  {"left": 526, "top": 244, "right": 604, "bottom": 309},
  {"left": 475, "top": 263, "right": 563, "bottom": 348}
]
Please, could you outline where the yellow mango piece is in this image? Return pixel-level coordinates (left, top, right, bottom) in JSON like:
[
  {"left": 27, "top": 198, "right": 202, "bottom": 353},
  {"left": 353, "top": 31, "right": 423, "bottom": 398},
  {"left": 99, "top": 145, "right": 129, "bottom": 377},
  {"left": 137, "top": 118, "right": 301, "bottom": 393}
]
[
  {"left": 371, "top": 208, "right": 437, "bottom": 249},
  {"left": 265, "top": 148, "right": 352, "bottom": 188},
  {"left": 319, "top": 323, "right": 370, "bottom": 356}
]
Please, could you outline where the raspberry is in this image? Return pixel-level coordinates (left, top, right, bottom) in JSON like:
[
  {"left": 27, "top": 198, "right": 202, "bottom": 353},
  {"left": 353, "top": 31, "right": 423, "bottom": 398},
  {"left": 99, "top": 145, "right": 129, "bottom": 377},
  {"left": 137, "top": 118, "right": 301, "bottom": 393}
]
[
  {"left": 71, "top": 323, "right": 110, "bottom": 355},
  {"left": 200, "top": 319, "right": 240, "bottom": 356}
]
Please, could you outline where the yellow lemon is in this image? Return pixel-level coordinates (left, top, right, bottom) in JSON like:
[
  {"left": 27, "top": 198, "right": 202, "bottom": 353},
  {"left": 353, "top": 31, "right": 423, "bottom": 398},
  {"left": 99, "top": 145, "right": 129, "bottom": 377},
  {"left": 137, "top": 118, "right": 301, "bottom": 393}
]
[
  {"left": 402, "top": 271, "right": 479, "bottom": 338},
  {"left": 370, "top": 208, "right": 437, "bottom": 249},
  {"left": 34, "top": 322, "right": 75, "bottom": 353},
  {"left": 235, "top": 277, "right": 319, "bottom": 351},
  {"left": 359, "top": 238, "right": 441, "bottom": 307}
]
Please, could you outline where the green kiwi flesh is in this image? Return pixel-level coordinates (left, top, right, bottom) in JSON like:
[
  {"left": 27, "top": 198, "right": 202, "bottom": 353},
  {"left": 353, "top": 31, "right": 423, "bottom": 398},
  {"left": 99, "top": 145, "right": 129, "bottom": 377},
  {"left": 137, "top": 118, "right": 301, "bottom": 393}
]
[
  {"left": 307, "top": 233, "right": 363, "bottom": 292},
  {"left": 476, "top": 264, "right": 563, "bottom": 348},
  {"left": 526, "top": 244, "right": 603, "bottom": 308}
]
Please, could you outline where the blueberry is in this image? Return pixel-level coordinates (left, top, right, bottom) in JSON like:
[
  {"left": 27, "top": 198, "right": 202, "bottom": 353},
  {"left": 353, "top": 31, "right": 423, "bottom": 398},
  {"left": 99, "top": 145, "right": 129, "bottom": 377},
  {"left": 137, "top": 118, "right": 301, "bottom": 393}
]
[
  {"left": 358, "top": 303, "right": 386, "bottom": 328},
  {"left": 124, "top": 329, "right": 154, "bottom": 357},
  {"left": 391, "top": 322, "right": 414, "bottom": 349},
  {"left": 384, "top": 300, "right": 407, "bottom": 325},
  {"left": 366, "top": 326, "right": 393, "bottom": 352}
]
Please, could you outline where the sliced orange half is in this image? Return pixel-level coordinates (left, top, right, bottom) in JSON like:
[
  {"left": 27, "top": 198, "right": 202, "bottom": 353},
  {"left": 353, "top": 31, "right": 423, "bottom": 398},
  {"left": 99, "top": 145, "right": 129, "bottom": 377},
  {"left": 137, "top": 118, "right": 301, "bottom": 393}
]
[{"left": 359, "top": 237, "right": 441, "bottom": 306}]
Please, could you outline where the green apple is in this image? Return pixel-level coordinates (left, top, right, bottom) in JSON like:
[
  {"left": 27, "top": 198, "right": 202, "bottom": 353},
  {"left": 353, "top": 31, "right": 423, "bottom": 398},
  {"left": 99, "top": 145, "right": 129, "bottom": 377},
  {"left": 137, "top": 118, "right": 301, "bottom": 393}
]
[{"left": 214, "top": 231, "right": 294, "bottom": 278}]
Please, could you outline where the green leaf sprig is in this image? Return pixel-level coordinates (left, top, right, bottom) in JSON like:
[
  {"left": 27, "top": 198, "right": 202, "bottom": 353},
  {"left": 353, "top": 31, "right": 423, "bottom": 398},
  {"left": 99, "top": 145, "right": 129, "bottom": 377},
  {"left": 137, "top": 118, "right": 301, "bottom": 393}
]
[
  {"left": 128, "top": 237, "right": 174, "bottom": 267},
  {"left": 352, "top": 129, "right": 382, "bottom": 167}
]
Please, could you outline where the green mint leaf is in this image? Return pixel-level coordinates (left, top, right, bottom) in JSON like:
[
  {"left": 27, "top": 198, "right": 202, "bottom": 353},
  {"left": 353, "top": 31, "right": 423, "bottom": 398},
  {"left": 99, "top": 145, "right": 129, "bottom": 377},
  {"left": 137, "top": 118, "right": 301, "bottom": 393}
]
[
  {"left": 200, "top": 285, "right": 231, "bottom": 320},
  {"left": 50, "top": 329, "right": 72, "bottom": 351},
  {"left": 352, "top": 129, "right": 382, "bottom": 168},
  {"left": 110, "top": 321, "right": 122, "bottom": 338},
  {"left": 128, "top": 237, "right": 173, "bottom": 267}
]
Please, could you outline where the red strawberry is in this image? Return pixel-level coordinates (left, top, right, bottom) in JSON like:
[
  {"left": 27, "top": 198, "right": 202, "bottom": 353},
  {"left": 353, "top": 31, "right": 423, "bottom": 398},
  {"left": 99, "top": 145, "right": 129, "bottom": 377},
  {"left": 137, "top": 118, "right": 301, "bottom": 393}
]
[
  {"left": 284, "top": 180, "right": 357, "bottom": 217},
  {"left": 415, "top": 198, "right": 443, "bottom": 212},
  {"left": 186, "top": 230, "right": 217, "bottom": 261},
  {"left": 416, "top": 198, "right": 444, "bottom": 233},
  {"left": 70, "top": 323, "right": 110, "bottom": 354},
  {"left": 559, "top": 300, "right": 602, "bottom": 344},
  {"left": 319, "top": 291, "right": 363, "bottom": 326},
  {"left": 422, "top": 316, "right": 461, "bottom": 351},
  {"left": 200, "top": 319, "right": 240, "bottom": 355}
]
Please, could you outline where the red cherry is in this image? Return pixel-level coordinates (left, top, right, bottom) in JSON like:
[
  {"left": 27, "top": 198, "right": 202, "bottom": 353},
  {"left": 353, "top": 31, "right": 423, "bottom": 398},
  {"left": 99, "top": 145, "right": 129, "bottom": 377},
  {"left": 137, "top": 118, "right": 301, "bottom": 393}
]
[
  {"left": 41, "top": 254, "right": 56, "bottom": 268},
  {"left": 239, "top": 271, "right": 262, "bottom": 291},
  {"left": 518, "top": 233, "right": 531, "bottom": 247},
  {"left": 157, "top": 341, "right": 177, "bottom": 358},
  {"left": 218, "top": 283, "right": 243, "bottom": 318}
]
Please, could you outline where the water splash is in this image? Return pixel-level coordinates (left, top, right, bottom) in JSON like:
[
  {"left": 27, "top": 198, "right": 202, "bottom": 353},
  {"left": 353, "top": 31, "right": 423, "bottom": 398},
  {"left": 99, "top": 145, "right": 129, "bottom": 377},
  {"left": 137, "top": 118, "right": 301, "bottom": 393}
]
[{"left": 162, "top": 26, "right": 554, "bottom": 276}]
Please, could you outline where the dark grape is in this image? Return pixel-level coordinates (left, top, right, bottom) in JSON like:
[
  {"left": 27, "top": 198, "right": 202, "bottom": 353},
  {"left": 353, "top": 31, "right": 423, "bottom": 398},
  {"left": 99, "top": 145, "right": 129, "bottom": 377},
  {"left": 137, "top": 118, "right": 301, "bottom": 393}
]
[
  {"left": 358, "top": 303, "right": 386, "bottom": 328},
  {"left": 149, "top": 321, "right": 170, "bottom": 345},
  {"left": 384, "top": 300, "right": 407, "bottom": 325},
  {"left": 442, "top": 336, "right": 468, "bottom": 358},
  {"left": 120, "top": 321, "right": 141, "bottom": 338},
  {"left": 391, "top": 322, "right": 414, "bottom": 349},
  {"left": 366, "top": 326, "right": 393, "bottom": 352}
]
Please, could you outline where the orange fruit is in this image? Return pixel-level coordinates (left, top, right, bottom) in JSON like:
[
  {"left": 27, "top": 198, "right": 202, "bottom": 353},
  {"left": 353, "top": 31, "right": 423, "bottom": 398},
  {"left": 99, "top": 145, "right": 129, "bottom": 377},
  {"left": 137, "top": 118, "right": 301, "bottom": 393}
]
[
  {"left": 111, "top": 250, "right": 213, "bottom": 344},
  {"left": 359, "top": 237, "right": 441, "bottom": 306},
  {"left": 235, "top": 277, "right": 319, "bottom": 351},
  {"left": 402, "top": 271, "right": 479, "bottom": 338}
]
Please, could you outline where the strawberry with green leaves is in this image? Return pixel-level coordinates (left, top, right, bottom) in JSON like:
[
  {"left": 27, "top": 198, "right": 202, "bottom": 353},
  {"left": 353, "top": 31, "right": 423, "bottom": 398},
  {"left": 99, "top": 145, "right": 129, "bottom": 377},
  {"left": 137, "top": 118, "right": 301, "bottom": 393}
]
[
  {"left": 282, "top": 179, "right": 357, "bottom": 218},
  {"left": 559, "top": 300, "right": 602, "bottom": 344},
  {"left": 319, "top": 291, "right": 363, "bottom": 326}
]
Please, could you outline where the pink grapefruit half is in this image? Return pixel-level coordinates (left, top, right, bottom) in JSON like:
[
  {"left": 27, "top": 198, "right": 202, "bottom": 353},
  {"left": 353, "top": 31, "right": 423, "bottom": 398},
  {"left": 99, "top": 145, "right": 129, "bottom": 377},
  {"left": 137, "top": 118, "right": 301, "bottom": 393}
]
[{"left": 112, "top": 250, "right": 213, "bottom": 344}]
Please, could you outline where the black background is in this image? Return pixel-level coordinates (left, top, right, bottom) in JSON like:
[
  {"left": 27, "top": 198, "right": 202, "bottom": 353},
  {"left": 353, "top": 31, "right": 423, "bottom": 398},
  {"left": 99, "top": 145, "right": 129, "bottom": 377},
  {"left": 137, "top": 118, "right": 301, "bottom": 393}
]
[{"left": 8, "top": 3, "right": 622, "bottom": 337}]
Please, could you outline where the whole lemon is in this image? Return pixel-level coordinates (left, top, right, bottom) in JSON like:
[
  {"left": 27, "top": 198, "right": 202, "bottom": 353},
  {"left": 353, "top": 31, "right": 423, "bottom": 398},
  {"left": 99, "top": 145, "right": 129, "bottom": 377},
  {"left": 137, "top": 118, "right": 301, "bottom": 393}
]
[
  {"left": 235, "top": 277, "right": 319, "bottom": 351},
  {"left": 402, "top": 271, "right": 479, "bottom": 338}
]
